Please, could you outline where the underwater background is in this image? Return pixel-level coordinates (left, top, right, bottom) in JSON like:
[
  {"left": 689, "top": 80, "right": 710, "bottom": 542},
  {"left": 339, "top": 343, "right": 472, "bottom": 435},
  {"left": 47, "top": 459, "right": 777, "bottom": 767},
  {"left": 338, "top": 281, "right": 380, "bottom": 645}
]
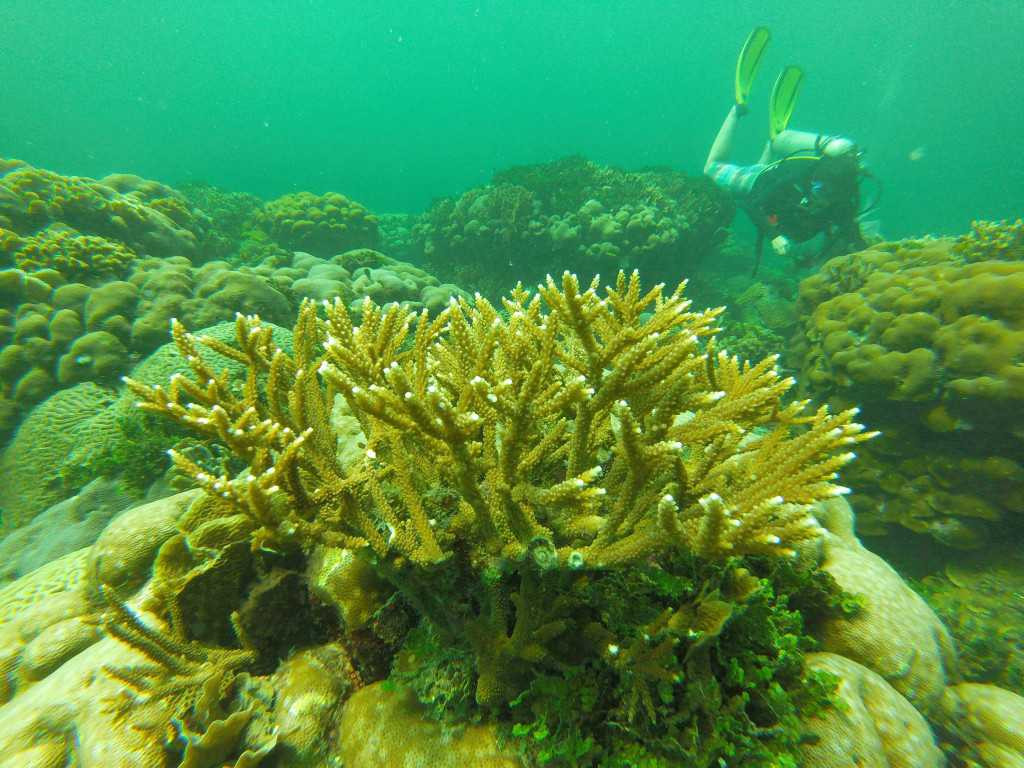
[
  {"left": 3, "top": 0, "right": 1023, "bottom": 236},
  {"left": 1, "top": 2, "right": 1024, "bottom": 767}
]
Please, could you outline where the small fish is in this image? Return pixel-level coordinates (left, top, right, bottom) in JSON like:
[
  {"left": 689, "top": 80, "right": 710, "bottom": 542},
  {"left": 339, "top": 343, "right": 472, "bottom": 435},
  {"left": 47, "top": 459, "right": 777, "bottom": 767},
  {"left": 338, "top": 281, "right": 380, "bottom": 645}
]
[{"left": 908, "top": 145, "right": 927, "bottom": 162}]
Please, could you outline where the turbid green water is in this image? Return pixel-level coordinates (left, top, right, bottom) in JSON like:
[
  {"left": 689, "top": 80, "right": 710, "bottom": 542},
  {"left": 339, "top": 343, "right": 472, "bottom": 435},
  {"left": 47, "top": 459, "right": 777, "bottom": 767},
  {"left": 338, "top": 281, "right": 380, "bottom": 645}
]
[{"left": 3, "top": 1, "right": 1022, "bottom": 237}]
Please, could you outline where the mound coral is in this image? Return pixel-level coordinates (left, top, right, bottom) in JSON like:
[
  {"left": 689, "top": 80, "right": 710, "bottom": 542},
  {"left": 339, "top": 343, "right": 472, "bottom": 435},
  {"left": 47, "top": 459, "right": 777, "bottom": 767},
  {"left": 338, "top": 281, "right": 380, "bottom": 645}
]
[
  {"left": 6, "top": 224, "right": 137, "bottom": 279},
  {"left": 792, "top": 235, "right": 1024, "bottom": 550},
  {"left": 413, "top": 156, "right": 734, "bottom": 296},
  {"left": 252, "top": 191, "right": 380, "bottom": 256},
  {"left": 0, "top": 158, "right": 206, "bottom": 267}
]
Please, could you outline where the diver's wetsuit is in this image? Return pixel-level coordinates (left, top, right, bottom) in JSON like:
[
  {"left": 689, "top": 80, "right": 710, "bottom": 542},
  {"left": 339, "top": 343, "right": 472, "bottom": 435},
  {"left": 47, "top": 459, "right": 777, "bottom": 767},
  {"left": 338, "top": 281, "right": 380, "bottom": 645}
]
[{"left": 706, "top": 131, "right": 866, "bottom": 267}]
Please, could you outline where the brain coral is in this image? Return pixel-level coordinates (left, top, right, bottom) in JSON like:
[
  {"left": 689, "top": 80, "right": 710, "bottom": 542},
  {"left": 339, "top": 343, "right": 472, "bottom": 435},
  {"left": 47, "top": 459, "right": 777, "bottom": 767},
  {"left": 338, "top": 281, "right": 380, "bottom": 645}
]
[
  {"left": 792, "top": 235, "right": 1024, "bottom": 550},
  {"left": 0, "top": 382, "right": 119, "bottom": 528},
  {"left": 252, "top": 191, "right": 380, "bottom": 256}
]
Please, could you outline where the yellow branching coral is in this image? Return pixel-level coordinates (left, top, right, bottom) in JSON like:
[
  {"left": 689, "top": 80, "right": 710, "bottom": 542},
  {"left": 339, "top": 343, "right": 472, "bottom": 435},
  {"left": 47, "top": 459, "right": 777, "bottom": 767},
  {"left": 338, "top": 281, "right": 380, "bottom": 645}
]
[
  {"left": 317, "top": 270, "right": 871, "bottom": 567},
  {"left": 125, "top": 270, "right": 873, "bottom": 706},
  {"left": 124, "top": 311, "right": 370, "bottom": 554},
  {"left": 124, "top": 267, "right": 873, "bottom": 568},
  {"left": 100, "top": 590, "right": 256, "bottom": 733}
]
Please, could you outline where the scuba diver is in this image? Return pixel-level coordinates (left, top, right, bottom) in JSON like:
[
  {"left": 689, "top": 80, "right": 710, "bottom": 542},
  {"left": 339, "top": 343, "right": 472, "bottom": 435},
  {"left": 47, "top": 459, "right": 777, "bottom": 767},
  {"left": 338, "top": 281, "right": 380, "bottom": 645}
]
[{"left": 704, "top": 27, "right": 873, "bottom": 273}]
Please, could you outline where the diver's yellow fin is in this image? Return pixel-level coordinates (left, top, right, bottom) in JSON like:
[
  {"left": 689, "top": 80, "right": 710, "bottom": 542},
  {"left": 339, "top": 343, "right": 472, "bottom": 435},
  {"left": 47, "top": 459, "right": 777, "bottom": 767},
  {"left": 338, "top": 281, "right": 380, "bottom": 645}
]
[
  {"left": 735, "top": 26, "right": 771, "bottom": 107},
  {"left": 769, "top": 65, "right": 804, "bottom": 139}
]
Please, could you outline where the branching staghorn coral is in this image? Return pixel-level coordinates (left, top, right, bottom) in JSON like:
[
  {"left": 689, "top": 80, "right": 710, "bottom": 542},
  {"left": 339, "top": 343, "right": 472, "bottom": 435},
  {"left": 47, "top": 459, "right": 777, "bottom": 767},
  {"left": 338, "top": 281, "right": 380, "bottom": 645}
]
[
  {"left": 124, "top": 270, "right": 873, "bottom": 706},
  {"left": 100, "top": 588, "right": 256, "bottom": 733}
]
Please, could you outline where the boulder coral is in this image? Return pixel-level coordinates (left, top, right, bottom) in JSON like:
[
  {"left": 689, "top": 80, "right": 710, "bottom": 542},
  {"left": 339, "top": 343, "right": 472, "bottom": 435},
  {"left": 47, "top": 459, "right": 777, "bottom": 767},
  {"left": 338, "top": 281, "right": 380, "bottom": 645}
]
[
  {"left": 252, "top": 190, "right": 380, "bottom": 257},
  {"left": 0, "top": 158, "right": 207, "bottom": 274},
  {"left": 812, "top": 497, "right": 958, "bottom": 711},
  {"left": 799, "top": 652, "right": 944, "bottom": 768},
  {"left": 413, "top": 155, "right": 733, "bottom": 295},
  {"left": 792, "top": 235, "right": 1024, "bottom": 550}
]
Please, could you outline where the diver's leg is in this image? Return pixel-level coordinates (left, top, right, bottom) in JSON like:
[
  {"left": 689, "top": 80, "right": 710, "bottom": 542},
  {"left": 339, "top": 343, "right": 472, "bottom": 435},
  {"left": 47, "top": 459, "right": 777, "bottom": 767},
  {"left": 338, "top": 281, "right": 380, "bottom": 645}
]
[{"left": 704, "top": 105, "right": 744, "bottom": 174}]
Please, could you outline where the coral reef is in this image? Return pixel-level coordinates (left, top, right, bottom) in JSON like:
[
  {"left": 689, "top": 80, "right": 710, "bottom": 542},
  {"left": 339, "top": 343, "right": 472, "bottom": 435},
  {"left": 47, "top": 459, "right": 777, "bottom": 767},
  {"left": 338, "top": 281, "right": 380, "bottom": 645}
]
[
  {"left": 792, "top": 235, "right": 1024, "bottom": 550},
  {"left": 0, "top": 246, "right": 464, "bottom": 446},
  {"left": 116, "top": 270, "right": 877, "bottom": 763},
  {"left": 251, "top": 191, "right": 380, "bottom": 257},
  {"left": 2, "top": 150, "right": 1016, "bottom": 765},
  {"left": 413, "top": 156, "right": 734, "bottom": 296},
  {"left": 4, "top": 484, "right": 1012, "bottom": 767}
]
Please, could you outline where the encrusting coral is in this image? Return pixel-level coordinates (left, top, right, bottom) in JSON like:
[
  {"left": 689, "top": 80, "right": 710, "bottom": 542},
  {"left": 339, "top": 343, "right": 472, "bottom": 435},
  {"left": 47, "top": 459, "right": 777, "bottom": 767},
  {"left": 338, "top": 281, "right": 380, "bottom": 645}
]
[{"left": 125, "top": 270, "right": 872, "bottom": 718}]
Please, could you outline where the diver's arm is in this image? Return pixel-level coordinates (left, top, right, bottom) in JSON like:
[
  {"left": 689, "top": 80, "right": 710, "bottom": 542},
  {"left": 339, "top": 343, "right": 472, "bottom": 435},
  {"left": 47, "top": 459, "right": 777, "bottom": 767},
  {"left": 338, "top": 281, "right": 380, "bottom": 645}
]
[{"left": 704, "top": 105, "right": 744, "bottom": 174}]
